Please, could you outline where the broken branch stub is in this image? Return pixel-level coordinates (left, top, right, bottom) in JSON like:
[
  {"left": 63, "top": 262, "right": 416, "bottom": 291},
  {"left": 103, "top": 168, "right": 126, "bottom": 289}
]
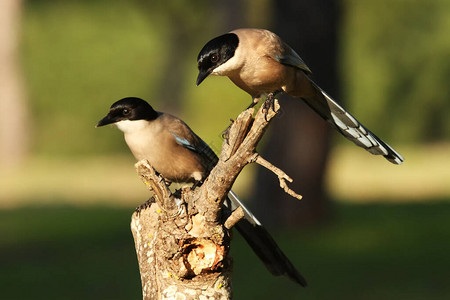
[{"left": 135, "top": 160, "right": 179, "bottom": 215}]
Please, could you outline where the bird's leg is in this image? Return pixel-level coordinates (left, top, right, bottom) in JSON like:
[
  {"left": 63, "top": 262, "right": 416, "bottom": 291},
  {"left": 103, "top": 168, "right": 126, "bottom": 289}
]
[
  {"left": 191, "top": 180, "right": 204, "bottom": 190},
  {"left": 152, "top": 169, "right": 167, "bottom": 184},
  {"left": 161, "top": 176, "right": 172, "bottom": 186},
  {"left": 247, "top": 96, "right": 261, "bottom": 109},
  {"left": 172, "top": 188, "right": 182, "bottom": 198}
]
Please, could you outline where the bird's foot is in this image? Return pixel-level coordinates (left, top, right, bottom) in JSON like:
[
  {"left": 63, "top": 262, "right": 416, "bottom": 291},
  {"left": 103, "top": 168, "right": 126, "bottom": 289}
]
[
  {"left": 247, "top": 101, "right": 257, "bottom": 109},
  {"left": 262, "top": 90, "right": 282, "bottom": 121},
  {"left": 153, "top": 170, "right": 171, "bottom": 186},
  {"left": 246, "top": 96, "right": 261, "bottom": 110},
  {"left": 191, "top": 180, "right": 204, "bottom": 190},
  {"left": 172, "top": 188, "right": 182, "bottom": 198}
]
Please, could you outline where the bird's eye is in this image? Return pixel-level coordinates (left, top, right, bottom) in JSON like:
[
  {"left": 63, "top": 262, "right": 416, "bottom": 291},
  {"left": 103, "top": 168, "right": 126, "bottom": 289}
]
[
  {"left": 211, "top": 54, "right": 220, "bottom": 63},
  {"left": 123, "top": 109, "right": 130, "bottom": 115}
]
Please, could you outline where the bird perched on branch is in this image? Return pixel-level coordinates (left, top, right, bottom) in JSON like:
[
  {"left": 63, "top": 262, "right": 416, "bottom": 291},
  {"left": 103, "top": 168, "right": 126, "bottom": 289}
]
[
  {"left": 196, "top": 28, "right": 404, "bottom": 165},
  {"left": 96, "top": 97, "right": 307, "bottom": 286}
]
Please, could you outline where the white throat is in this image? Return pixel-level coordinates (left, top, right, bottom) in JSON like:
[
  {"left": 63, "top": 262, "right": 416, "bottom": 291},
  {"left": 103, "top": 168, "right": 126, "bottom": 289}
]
[
  {"left": 115, "top": 119, "right": 148, "bottom": 134},
  {"left": 211, "top": 53, "right": 241, "bottom": 76}
]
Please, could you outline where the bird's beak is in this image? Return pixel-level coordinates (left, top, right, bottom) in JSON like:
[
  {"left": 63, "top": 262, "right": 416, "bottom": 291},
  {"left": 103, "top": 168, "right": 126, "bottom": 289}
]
[
  {"left": 196, "top": 69, "right": 211, "bottom": 86},
  {"left": 96, "top": 114, "right": 115, "bottom": 128}
]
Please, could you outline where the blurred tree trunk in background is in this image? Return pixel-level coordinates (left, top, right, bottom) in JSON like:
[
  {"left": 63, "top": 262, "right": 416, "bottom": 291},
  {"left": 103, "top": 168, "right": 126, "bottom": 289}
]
[
  {"left": 0, "top": 0, "right": 29, "bottom": 168},
  {"left": 146, "top": 6, "right": 191, "bottom": 113},
  {"left": 214, "top": 0, "right": 246, "bottom": 30},
  {"left": 253, "top": 0, "right": 340, "bottom": 227},
  {"left": 155, "top": 27, "right": 186, "bottom": 112},
  {"left": 140, "top": 1, "right": 209, "bottom": 113}
]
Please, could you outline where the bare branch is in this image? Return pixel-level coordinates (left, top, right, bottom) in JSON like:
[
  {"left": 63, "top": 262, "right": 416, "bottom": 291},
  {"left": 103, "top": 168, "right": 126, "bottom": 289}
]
[
  {"left": 195, "top": 98, "right": 282, "bottom": 219},
  {"left": 250, "top": 154, "right": 303, "bottom": 200}
]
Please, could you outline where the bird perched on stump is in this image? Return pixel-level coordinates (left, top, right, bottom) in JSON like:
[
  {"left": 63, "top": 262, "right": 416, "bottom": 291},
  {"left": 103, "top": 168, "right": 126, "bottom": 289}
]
[
  {"left": 97, "top": 97, "right": 307, "bottom": 286},
  {"left": 196, "top": 28, "right": 404, "bottom": 165}
]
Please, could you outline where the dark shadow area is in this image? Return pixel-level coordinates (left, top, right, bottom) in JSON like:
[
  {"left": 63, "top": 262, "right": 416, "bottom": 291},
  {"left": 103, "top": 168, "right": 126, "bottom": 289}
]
[
  {"left": 1, "top": 201, "right": 449, "bottom": 299},
  {"left": 0, "top": 205, "right": 141, "bottom": 300}
]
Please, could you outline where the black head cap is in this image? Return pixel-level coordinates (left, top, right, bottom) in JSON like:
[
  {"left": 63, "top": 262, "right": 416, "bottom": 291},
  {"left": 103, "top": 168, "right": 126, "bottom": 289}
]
[
  {"left": 96, "top": 97, "right": 158, "bottom": 127},
  {"left": 196, "top": 33, "right": 239, "bottom": 86}
]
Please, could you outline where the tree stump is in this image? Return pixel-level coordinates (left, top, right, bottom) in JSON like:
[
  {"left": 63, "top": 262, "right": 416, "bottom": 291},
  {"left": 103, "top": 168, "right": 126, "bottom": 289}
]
[{"left": 130, "top": 99, "right": 301, "bottom": 299}]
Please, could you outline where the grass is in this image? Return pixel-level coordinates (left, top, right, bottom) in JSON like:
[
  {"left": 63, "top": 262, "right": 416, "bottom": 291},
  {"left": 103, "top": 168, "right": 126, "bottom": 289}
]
[
  {"left": 327, "top": 143, "right": 450, "bottom": 202},
  {"left": 1, "top": 202, "right": 449, "bottom": 300},
  {"left": 1, "top": 143, "right": 449, "bottom": 209},
  {"left": 0, "top": 206, "right": 141, "bottom": 300}
]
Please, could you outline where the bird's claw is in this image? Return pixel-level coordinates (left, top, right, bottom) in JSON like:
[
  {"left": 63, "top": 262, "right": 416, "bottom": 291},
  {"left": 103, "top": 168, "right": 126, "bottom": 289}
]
[
  {"left": 262, "top": 91, "right": 281, "bottom": 121},
  {"left": 246, "top": 101, "right": 257, "bottom": 109}
]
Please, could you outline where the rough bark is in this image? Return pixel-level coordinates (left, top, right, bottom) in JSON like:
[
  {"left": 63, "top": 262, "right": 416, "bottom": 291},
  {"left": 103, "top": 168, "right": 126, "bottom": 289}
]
[{"left": 130, "top": 99, "right": 301, "bottom": 299}]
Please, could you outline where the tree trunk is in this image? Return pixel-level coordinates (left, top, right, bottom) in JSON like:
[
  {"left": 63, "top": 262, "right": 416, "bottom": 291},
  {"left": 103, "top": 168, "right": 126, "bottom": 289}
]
[
  {"left": 253, "top": 0, "right": 340, "bottom": 227},
  {"left": 0, "top": 0, "right": 29, "bottom": 168},
  {"left": 130, "top": 100, "right": 300, "bottom": 299},
  {"left": 131, "top": 195, "right": 232, "bottom": 299}
]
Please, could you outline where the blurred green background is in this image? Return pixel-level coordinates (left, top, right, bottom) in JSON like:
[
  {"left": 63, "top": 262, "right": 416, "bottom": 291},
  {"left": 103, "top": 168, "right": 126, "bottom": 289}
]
[{"left": 1, "top": 0, "right": 449, "bottom": 299}]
